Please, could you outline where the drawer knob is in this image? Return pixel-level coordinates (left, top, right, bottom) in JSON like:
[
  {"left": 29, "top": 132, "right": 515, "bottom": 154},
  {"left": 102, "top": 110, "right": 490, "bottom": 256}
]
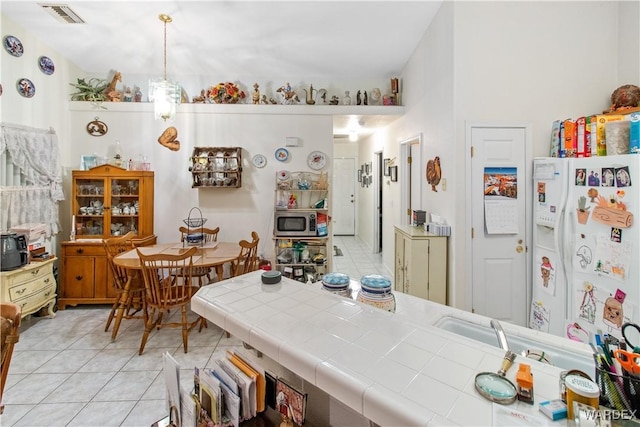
[
  {"left": 44, "top": 278, "right": 50, "bottom": 283},
  {"left": 16, "top": 287, "right": 27, "bottom": 295},
  {"left": 75, "top": 275, "right": 83, "bottom": 281},
  {"left": 44, "top": 291, "right": 51, "bottom": 297},
  {"left": 76, "top": 248, "right": 84, "bottom": 254},
  {"left": 31, "top": 269, "right": 40, "bottom": 275}
]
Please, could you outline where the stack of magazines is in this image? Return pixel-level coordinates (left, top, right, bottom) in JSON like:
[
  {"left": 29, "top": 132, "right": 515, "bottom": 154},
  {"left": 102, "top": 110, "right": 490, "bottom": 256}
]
[{"left": 162, "top": 350, "right": 307, "bottom": 427}]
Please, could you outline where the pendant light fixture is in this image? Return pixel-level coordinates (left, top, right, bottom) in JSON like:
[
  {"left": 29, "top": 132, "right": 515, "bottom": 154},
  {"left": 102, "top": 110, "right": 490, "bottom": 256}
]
[{"left": 149, "top": 14, "right": 180, "bottom": 121}]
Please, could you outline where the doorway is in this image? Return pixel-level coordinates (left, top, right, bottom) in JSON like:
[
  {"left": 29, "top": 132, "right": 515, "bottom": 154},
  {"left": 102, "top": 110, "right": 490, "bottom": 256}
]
[
  {"left": 466, "top": 123, "right": 532, "bottom": 327},
  {"left": 373, "top": 151, "right": 383, "bottom": 253},
  {"left": 400, "top": 134, "right": 423, "bottom": 225},
  {"left": 332, "top": 157, "right": 356, "bottom": 235}
]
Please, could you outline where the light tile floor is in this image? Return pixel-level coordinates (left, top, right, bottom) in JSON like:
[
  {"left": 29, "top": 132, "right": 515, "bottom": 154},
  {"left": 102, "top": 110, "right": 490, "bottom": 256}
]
[{"left": 1, "top": 236, "right": 389, "bottom": 427}]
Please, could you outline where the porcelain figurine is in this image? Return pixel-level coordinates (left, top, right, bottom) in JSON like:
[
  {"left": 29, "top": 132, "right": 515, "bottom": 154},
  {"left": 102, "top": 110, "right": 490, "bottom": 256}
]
[
  {"left": 343, "top": 90, "right": 351, "bottom": 105},
  {"left": 276, "top": 82, "right": 300, "bottom": 105},
  {"left": 371, "top": 88, "right": 381, "bottom": 105},
  {"left": 252, "top": 83, "right": 260, "bottom": 104}
]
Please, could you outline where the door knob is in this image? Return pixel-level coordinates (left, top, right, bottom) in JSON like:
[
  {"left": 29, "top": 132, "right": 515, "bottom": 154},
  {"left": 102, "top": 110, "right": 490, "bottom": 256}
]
[{"left": 516, "top": 245, "right": 524, "bottom": 253}]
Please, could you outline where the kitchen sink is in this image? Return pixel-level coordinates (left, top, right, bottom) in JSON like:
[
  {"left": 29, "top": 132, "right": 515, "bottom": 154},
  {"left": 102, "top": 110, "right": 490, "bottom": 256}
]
[{"left": 434, "top": 316, "right": 594, "bottom": 376}]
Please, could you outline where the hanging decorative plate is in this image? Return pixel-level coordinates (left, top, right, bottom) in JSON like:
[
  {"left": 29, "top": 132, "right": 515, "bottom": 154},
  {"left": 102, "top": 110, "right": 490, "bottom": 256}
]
[
  {"left": 16, "top": 78, "right": 35, "bottom": 98},
  {"left": 275, "top": 147, "right": 289, "bottom": 162},
  {"left": 307, "top": 150, "right": 327, "bottom": 170},
  {"left": 3, "top": 35, "right": 24, "bottom": 57},
  {"left": 38, "top": 56, "right": 55, "bottom": 75},
  {"left": 252, "top": 154, "right": 267, "bottom": 168},
  {"left": 86, "top": 117, "right": 108, "bottom": 136},
  {"left": 277, "top": 170, "right": 290, "bottom": 181}
]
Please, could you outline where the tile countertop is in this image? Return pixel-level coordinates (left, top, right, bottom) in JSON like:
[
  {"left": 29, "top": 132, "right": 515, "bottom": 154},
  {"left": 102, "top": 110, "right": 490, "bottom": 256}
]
[{"left": 192, "top": 271, "right": 587, "bottom": 426}]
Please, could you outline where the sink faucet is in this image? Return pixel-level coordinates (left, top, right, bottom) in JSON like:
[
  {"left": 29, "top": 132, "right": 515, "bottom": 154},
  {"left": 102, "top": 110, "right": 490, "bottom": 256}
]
[{"left": 490, "top": 319, "right": 510, "bottom": 351}]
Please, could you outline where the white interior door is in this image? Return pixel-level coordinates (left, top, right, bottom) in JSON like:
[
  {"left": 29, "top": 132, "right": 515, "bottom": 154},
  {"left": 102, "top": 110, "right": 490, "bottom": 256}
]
[
  {"left": 470, "top": 125, "right": 531, "bottom": 326},
  {"left": 332, "top": 158, "right": 356, "bottom": 235}
]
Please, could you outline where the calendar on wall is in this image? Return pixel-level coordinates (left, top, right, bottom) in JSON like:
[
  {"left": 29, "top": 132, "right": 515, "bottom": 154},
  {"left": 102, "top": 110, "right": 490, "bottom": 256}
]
[{"left": 483, "top": 167, "right": 519, "bottom": 234}]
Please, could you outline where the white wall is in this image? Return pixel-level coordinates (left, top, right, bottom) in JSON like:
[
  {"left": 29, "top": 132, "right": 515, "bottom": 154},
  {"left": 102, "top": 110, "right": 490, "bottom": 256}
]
[
  {"left": 0, "top": 15, "right": 83, "bottom": 252},
  {"left": 377, "top": 1, "right": 634, "bottom": 311},
  {"left": 68, "top": 103, "right": 334, "bottom": 258}
]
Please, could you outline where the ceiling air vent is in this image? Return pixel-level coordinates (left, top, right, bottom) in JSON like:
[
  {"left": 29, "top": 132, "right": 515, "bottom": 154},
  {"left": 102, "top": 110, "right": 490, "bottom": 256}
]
[{"left": 39, "top": 3, "right": 85, "bottom": 24}]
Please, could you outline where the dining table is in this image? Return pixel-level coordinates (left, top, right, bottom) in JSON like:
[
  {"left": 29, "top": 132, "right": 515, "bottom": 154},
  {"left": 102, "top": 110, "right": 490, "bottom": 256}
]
[{"left": 111, "top": 241, "right": 240, "bottom": 341}]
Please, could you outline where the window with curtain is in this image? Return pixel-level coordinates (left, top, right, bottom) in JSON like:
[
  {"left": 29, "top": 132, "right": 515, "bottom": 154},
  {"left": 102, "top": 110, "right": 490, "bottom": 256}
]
[{"left": 0, "top": 123, "right": 65, "bottom": 236}]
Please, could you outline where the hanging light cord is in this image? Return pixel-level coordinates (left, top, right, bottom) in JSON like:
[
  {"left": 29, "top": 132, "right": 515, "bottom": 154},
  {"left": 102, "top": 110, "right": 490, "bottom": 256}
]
[{"left": 159, "top": 14, "right": 172, "bottom": 81}]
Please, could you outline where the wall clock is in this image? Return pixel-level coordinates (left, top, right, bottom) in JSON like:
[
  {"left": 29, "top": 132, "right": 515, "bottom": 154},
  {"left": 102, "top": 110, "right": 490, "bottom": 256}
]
[
  {"left": 252, "top": 154, "right": 267, "bottom": 168},
  {"left": 307, "top": 151, "right": 327, "bottom": 170}
]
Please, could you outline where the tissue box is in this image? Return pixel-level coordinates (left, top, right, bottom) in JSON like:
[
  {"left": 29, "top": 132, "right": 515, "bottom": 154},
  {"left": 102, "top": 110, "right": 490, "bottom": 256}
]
[{"left": 10, "top": 223, "right": 49, "bottom": 241}]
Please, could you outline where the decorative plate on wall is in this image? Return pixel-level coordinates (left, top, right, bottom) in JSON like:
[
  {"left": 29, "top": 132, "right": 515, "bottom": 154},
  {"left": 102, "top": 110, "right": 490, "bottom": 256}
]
[
  {"left": 307, "top": 151, "right": 327, "bottom": 170},
  {"left": 275, "top": 147, "right": 289, "bottom": 162},
  {"left": 252, "top": 154, "right": 267, "bottom": 168},
  {"left": 3, "top": 35, "right": 24, "bottom": 57},
  {"left": 16, "top": 78, "right": 35, "bottom": 98},
  {"left": 38, "top": 56, "right": 55, "bottom": 75}
]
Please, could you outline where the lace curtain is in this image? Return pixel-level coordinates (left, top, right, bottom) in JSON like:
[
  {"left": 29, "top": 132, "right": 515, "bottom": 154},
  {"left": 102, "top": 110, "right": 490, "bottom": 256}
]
[{"left": 0, "top": 123, "right": 65, "bottom": 236}]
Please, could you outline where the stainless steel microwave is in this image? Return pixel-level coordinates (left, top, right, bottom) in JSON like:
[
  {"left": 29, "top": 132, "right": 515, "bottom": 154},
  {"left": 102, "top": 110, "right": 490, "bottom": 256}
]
[{"left": 274, "top": 210, "right": 317, "bottom": 237}]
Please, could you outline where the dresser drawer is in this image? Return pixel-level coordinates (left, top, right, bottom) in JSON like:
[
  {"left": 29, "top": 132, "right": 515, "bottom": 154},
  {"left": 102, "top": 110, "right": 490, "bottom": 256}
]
[
  {"left": 4, "top": 261, "right": 53, "bottom": 286},
  {"left": 14, "top": 281, "right": 56, "bottom": 315},
  {"left": 63, "top": 244, "right": 106, "bottom": 257},
  {"left": 8, "top": 273, "right": 55, "bottom": 301}
]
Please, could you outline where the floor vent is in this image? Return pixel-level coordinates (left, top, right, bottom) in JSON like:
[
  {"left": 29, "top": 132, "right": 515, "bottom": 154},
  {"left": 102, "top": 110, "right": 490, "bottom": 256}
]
[{"left": 39, "top": 3, "right": 85, "bottom": 24}]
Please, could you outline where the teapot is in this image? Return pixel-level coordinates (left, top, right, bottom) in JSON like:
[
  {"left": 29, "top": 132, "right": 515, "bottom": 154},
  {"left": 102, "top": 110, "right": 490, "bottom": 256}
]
[{"left": 91, "top": 200, "right": 103, "bottom": 209}]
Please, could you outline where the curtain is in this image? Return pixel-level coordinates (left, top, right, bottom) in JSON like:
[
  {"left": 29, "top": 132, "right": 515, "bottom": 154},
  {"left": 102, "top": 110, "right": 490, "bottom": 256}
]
[{"left": 0, "top": 123, "right": 65, "bottom": 236}]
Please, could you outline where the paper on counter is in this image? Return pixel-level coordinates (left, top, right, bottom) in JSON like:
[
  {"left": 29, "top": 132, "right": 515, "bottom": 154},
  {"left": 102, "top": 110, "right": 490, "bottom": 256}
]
[{"left": 492, "top": 403, "right": 548, "bottom": 426}]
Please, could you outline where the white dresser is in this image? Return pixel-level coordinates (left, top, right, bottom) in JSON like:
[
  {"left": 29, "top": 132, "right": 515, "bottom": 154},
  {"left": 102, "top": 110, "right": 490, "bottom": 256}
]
[{"left": 0, "top": 257, "right": 57, "bottom": 318}]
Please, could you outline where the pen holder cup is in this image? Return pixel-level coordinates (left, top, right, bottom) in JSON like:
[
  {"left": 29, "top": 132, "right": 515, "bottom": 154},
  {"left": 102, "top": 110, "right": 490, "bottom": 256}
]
[{"left": 596, "top": 366, "right": 640, "bottom": 417}]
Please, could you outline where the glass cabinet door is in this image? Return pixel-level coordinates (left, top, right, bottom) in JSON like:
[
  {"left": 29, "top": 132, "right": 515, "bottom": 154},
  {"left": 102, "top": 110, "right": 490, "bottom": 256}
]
[
  {"left": 109, "top": 178, "right": 140, "bottom": 236},
  {"left": 74, "top": 178, "right": 106, "bottom": 237}
]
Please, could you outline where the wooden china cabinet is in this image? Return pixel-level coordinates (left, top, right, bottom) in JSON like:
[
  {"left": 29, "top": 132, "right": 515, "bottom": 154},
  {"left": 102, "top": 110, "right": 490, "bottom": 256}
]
[{"left": 58, "top": 164, "right": 155, "bottom": 309}]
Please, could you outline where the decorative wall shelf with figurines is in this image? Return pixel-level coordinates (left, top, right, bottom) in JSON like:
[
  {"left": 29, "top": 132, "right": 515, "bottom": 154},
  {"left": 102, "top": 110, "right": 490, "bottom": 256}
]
[{"left": 189, "top": 146, "right": 242, "bottom": 188}]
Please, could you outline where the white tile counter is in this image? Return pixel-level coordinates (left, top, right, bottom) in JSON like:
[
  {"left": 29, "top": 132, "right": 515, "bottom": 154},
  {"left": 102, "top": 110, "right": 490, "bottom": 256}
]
[{"left": 191, "top": 271, "right": 581, "bottom": 426}]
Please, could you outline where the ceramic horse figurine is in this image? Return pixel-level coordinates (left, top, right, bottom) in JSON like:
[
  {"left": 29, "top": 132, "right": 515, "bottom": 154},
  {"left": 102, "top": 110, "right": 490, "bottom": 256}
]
[
  {"left": 276, "top": 83, "right": 300, "bottom": 105},
  {"left": 104, "top": 71, "right": 122, "bottom": 102}
]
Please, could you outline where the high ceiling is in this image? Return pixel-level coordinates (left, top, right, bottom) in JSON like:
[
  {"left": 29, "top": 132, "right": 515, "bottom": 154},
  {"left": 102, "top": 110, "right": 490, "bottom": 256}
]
[{"left": 1, "top": 1, "right": 443, "bottom": 136}]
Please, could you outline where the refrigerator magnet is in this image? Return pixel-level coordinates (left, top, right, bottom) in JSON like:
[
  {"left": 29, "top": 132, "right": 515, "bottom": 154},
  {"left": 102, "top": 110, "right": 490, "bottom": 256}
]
[{"left": 611, "top": 228, "right": 622, "bottom": 243}]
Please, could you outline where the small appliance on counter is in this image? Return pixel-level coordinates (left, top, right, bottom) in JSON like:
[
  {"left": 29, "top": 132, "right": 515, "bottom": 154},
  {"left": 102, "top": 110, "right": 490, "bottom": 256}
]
[
  {"left": 1, "top": 232, "right": 28, "bottom": 271},
  {"left": 412, "top": 210, "right": 427, "bottom": 226}
]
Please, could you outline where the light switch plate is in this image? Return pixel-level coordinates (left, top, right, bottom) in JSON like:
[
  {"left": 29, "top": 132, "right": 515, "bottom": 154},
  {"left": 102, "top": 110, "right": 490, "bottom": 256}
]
[{"left": 285, "top": 137, "right": 299, "bottom": 147}]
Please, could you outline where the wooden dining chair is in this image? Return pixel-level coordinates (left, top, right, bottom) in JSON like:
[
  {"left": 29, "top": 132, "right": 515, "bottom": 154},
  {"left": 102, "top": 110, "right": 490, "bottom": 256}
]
[
  {"left": 179, "top": 226, "right": 220, "bottom": 286},
  {"left": 136, "top": 246, "right": 206, "bottom": 355},
  {"left": 1, "top": 302, "right": 21, "bottom": 414},
  {"left": 231, "top": 231, "right": 260, "bottom": 277},
  {"left": 103, "top": 231, "right": 148, "bottom": 341}
]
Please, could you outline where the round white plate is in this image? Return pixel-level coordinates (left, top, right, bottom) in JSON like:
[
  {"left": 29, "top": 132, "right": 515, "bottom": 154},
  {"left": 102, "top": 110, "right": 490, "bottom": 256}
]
[
  {"left": 307, "top": 151, "right": 327, "bottom": 170},
  {"left": 275, "top": 147, "right": 289, "bottom": 162},
  {"left": 277, "top": 170, "right": 290, "bottom": 181},
  {"left": 252, "top": 154, "right": 267, "bottom": 168}
]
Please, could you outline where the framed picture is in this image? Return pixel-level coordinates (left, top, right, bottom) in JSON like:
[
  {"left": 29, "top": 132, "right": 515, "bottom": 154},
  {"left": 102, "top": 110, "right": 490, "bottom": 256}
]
[
  {"left": 390, "top": 166, "right": 398, "bottom": 182},
  {"left": 384, "top": 158, "right": 391, "bottom": 176},
  {"left": 357, "top": 169, "right": 362, "bottom": 182}
]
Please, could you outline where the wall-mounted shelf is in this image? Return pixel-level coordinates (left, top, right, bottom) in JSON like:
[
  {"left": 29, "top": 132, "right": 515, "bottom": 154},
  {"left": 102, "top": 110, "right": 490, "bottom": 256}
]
[{"left": 189, "top": 147, "right": 242, "bottom": 188}]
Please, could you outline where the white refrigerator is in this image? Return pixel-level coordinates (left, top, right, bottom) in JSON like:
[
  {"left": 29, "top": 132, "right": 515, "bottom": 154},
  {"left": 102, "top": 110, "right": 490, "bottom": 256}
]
[{"left": 531, "top": 154, "right": 639, "bottom": 343}]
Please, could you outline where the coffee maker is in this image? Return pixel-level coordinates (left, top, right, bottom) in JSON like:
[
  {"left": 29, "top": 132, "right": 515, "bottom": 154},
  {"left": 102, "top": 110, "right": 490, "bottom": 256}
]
[{"left": 1, "top": 232, "right": 28, "bottom": 271}]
